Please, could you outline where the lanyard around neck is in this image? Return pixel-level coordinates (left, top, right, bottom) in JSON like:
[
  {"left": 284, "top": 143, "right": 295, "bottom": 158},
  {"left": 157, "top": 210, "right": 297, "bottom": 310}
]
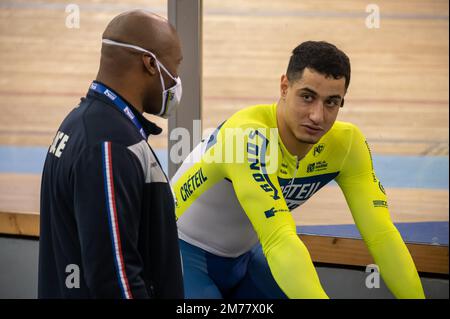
[{"left": 89, "top": 82, "right": 147, "bottom": 139}]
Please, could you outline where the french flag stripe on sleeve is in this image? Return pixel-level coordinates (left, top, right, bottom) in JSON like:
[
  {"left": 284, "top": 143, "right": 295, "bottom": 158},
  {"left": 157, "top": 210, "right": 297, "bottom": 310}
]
[{"left": 102, "top": 141, "right": 133, "bottom": 299}]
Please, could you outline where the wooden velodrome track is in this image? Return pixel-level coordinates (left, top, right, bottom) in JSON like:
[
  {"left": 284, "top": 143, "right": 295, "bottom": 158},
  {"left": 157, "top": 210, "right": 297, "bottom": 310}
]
[{"left": 0, "top": 0, "right": 448, "bottom": 235}]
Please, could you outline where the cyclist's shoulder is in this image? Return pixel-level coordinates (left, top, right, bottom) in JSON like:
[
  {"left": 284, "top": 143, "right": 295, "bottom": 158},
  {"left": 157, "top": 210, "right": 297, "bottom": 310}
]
[
  {"left": 224, "top": 103, "right": 277, "bottom": 129},
  {"left": 322, "top": 121, "right": 363, "bottom": 143}
]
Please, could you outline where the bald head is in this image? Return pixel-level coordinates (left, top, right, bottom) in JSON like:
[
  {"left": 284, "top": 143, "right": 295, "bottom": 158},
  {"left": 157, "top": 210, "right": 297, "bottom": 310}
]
[
  {"left": 99, "top": 10, "right": 182, "bottom": 76},
  {"left": 96, "top": 10, "right": 183, "bottom": 115},
  {"left": 102, "top": 10, "right": 178, "bottom": 57}
]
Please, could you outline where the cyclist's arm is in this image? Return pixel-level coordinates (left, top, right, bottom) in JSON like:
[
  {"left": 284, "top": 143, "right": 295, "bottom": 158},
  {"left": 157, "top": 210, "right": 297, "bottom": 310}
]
[{"left": 335, "top": 124, "right": 425, "bottom": 299}]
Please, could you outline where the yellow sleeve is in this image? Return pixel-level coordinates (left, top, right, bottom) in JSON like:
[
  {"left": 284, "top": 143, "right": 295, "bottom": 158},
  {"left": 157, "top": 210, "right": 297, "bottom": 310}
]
[
  {"left": 222, "top": 125, "right": 328, "bottom": 298},
  {"left": 335, "top": 124, "right": 425, "bottom": 299}
]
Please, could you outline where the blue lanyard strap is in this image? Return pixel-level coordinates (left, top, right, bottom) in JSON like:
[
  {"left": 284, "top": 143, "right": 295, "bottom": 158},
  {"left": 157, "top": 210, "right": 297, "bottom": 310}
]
[{"left": 89, "top": 82, "right": 147, "bottom": 140}]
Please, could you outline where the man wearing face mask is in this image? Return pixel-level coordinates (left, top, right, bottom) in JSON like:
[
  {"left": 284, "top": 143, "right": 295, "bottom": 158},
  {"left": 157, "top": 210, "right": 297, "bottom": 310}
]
[{"left": 38, "top": 10, "right": 184, "bottom": 298}]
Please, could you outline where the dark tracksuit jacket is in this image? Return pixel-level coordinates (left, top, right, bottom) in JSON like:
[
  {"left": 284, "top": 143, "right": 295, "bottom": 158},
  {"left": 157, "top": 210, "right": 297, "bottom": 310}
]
[{"left": 38, "top": 81, "right": 184, "bottom": 298}]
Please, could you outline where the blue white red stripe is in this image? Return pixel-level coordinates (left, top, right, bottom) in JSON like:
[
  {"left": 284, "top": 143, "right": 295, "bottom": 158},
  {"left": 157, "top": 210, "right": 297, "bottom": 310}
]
[{"left": 102, "top": 141, "right": 133, "bottom": 299}]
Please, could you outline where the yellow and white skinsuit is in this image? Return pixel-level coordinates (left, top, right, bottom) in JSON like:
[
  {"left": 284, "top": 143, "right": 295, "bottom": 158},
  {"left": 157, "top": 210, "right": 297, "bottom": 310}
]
[{"left": 172, "top": 103, "right": 425, "bottom": 299}]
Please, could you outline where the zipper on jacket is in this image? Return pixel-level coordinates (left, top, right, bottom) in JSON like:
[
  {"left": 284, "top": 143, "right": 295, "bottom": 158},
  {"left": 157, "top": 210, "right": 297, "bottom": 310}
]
[
  {"left": 149, "top": 284, "right": 155, "bottom": 298},
  {"left": 287, "top": 157, "right": 300, "bottom": 190}
]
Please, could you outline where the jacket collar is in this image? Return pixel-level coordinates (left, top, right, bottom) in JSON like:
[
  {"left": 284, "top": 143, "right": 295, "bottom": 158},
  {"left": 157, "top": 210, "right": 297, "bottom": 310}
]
[{"left": 87, "top": 81, "right": 162, "bottom": 137}]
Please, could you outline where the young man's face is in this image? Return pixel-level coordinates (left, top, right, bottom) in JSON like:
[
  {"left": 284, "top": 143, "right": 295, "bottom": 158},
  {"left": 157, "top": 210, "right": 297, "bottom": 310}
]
[{"left": 280, "top": 67, "right": 346, "bottom": 145}]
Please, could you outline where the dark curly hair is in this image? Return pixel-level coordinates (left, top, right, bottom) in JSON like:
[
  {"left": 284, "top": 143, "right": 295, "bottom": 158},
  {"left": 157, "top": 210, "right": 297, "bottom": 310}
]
[{"left": 286, "top": 41, "right": 351, "bottom": 91}]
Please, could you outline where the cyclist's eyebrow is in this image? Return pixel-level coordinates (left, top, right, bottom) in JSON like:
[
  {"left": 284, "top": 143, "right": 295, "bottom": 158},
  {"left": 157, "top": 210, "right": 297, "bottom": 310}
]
[
  {"left": 297, "top": 87, "right": 343, "bottom": 100},
  {"left": 327, "top": 94, "right": 343, "bottom": 100},
  {"left": 297, "top": 87, "right": 318, "bottom": 96}
]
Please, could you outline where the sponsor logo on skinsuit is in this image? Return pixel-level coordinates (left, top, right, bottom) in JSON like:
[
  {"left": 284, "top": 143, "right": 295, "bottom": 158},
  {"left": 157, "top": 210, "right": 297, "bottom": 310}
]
[
  {"left": 307, "top": 161, "right": 328, "bottom": 173},
  {"left": 247, "top": 130, "right": 280, "bottom": 200},
  {"left": 378, "top": 181, "right": 386, "bottom": 194},
  {"left": 313, "top": 143, "right": 325, "bottom": 157},
  {"left": 279, "top": 172, "right": 339, "bottom": 210},
  {"left": 180, "top": 168, "right": 208, "bottom": 201},
  {"left": 264, "top": 207, "right": 290, "bottom": 218},
  {"left": 373, "top": 200, "right": 388, "bottom": 208}
]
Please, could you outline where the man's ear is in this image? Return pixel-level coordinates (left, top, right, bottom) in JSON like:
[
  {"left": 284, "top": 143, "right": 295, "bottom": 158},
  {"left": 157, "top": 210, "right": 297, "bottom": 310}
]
[
  {"left": 340, "top": 98, "right": 345, "bottom": 108},
  {"left": 142, "top": 55, "right": 158, "bottom": 75},
  {"left": 280, "top": 74, "right": 289, "bottom": 98}
]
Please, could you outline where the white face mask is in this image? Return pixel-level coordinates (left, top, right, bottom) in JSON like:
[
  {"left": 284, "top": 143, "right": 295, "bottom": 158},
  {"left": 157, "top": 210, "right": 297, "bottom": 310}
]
[{"left": 102, "top": 38, "right": 182, "bottom": 119}]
